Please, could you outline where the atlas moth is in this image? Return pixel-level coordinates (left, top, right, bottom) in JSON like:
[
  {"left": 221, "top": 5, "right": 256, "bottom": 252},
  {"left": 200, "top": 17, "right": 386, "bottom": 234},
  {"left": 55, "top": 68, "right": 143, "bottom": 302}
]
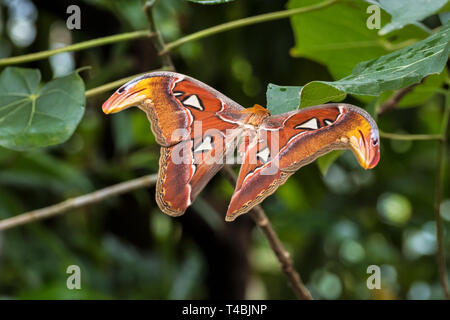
[{"left": 103, "top": 72, "right": 380, "bottom": 221}]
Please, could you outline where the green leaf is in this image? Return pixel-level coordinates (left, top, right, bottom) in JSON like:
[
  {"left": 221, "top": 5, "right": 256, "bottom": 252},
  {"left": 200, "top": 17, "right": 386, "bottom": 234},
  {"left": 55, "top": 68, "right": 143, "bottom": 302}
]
[
  {"left": 266, "top": 22, "right": 450, "bottom": 113},
  {"left": 0, "top": 67, "right": 85, "bottom": 151},
  {"left": 289, "top": 0, "right": 383, "bottom": 80},
  {"left": 368, "top": 0, "right": 449, "bottom": 35},
  {"left": 439, "top": 12, "right": 450, "bottom": 25},
  {"left": 299, "top": 82, "right": 346, "bottom": 109},
  {"left": 266, "top": 84, "right": 301, "bottom": 115},
  {"left": 267, "top": 83, "right": 346, "bottom": 115},
  {"left": 320, "top": 22, "right": 449, "bottom": 96},
  {"left": 187, "top": 0, "right": 235, "bottom": 4},
  {"left": 288, "top": 0, "right": 428, "bottom": 79}
]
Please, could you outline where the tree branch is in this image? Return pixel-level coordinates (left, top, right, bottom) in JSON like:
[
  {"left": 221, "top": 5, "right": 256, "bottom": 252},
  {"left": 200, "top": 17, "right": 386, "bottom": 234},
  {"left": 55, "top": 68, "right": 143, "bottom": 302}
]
[
  {"left": 221, "top": 165, "right": 313, "bottom": 300},
  {"left": 0, "top": 30, "right": 155, "bottom": 66},
  {"left": 0, "top": 174, "right": 158, "bottom": 231}
]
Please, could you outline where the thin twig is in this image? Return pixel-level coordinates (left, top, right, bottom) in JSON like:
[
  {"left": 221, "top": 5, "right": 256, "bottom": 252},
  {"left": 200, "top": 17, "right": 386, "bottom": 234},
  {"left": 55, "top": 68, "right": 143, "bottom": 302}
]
[
  {"left": 0, "top": 0, "right": 338, "bottom": 67},
  {"left": 143, "top": 0, "right": 174, "bottom": 70},
  {"left": 377, "top": 79, "right": 425, "bottom": 117},
  {"left": 0, "top": 30, "right": 155, "bottom": 66},
  {"left": 380, "top": 131, "right": 443, "bottom": 141},
  {"left": 0, "top": 174, "right": 158, "bottom": 231},
  {"left": 434, "top": 90, "right": 450, "bottom": 299},
  {"left": 162, "top": 0, "right": 339, "bottom": 54},
  {"left": 221, "top": 165, "right": 313, "bottom": 300}
]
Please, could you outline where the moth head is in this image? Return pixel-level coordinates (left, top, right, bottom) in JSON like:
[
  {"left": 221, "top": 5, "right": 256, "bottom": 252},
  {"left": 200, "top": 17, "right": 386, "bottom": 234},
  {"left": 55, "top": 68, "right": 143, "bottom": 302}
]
[
  {"left": 338, "top": 105, "right": 380, "bottom": 170},
  {"left": 102, "top": 75, "right": 152, "bottom": 114}
]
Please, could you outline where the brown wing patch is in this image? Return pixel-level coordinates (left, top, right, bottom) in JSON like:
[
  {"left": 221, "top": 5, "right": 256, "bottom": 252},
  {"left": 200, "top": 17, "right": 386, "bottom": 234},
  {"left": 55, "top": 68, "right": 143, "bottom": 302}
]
[{"left": 226, "top": 105, "right": 377, "bottom": 221}]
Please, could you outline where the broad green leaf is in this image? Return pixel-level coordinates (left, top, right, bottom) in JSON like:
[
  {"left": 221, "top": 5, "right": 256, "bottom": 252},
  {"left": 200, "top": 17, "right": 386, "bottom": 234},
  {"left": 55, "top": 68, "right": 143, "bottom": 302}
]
[
  {"left": 289, "top": 0, "right": 385, "bottom": 79},
  {"left": 367, "top": 0, "right": 449, "bottom": 35},
  {"left": 187, "top": 0, "right": 235, "bottom": 4},
  {"left": 266, "top": 22, "right": 450, "bottom": 112},
  {"left": 318, "top": 22, "right": 449, "bottom": 96},
  {"left": 299, "top": 82, "right": 346, "bottom": 109},
  {"left": 0, "top": 67, "right": 85, "bottom": 151},
  {"left": 267, "top": 83, "right": 346, "bottom": 115},
  {"left": 439, "top": 1, "right": 450, "bottom": 12},
  {"left": 266, "top": 84, "right": 301, "bottom": 115},
  {"left": 288, "top": 0, "right": 428, "bottom": 79},
  {"left": 439, "top": 12, "right": 450, "bottom": 25}
]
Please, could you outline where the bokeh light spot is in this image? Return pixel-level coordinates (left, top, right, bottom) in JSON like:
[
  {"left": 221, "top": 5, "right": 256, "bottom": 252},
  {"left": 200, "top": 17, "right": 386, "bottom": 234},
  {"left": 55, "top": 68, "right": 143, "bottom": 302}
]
[
  {"left": 377, "top": 193, "right": 412, "bottom": 225},
  {"left": 339, "top": 239, "right": 365, "bottom": 263}
]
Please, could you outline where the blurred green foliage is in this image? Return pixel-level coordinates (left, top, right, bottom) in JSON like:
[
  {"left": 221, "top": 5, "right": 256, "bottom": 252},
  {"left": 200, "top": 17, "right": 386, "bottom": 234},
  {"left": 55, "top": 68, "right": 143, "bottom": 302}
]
[{"left": 0, "top": 0, "right": 449, "bottom": 300}]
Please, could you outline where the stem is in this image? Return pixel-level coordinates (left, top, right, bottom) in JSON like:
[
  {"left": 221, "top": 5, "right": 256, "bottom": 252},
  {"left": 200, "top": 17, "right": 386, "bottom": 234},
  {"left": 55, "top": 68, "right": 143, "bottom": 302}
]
[
  {"left": 221, "top": 165, "right": 313, "bottom": 300},
  {"left": 377, "top": 80, "right": 424, "bottom": 117},
  {"left": 0, "top": 0, "right": 337, "bottom": 67},
  {"left": 162, "top": 0, "right": 339, "bottom": 54},
  {"left": 143, "top": 1, "right": 174, "bottom": 70},
  {"left": 0, "top": 174, "right": 158, "bottom": 231},
  {"left": 434, "top": 91, "right": 450, "bottom": 299},
  {"left": 0, "top": 30, "right": 155, "bottom": 66},
  {"left": 85, "top": 67, "right": 173, "bottom": 98},
  {"left": 378, "top": 38, "right": 418, "bottom": 51},
  {"left": 380, "top": 131, "right": 443, "bottom": 141}
]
